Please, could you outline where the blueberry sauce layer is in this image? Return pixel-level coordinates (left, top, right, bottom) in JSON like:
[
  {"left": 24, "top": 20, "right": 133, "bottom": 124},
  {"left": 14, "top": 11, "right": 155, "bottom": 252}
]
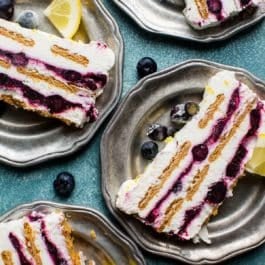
[
  {"left": 145, "top": 88, "right": 240, "bottom": 224},
  {"left": 0, "top": 49, "right": 107, "bottom": 91},
  {"left": 9, "top": 233, "right": 33, "bottom": 265},
  {"left": 41, "top": 221, "right": 69, "bottom": 265},
  {"left": 176, "top": 103, "right": 262, "bottom": 238},
  {"left": 0, "top": 72, "right": 97, "bottom": 120}
]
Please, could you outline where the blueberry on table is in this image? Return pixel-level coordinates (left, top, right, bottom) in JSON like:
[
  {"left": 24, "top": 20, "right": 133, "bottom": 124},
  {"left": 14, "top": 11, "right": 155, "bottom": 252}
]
[
  {"left": 53, "top": 172, "right": 75, "bottom": 198},
  {"left": 141, "top": 141, "right": 159, "bottom": 160},
  {"left": 0, "top": 0, "right": 14, "bottom": 20},
  {"left": 147, "top": 123, "right": 168, "bottom": 141},
  {"left": 16, "top": 10, "right": 39, "bottom": 29},
  {"left": 137, "top": 57, "right": 157, "bottom": 78}
]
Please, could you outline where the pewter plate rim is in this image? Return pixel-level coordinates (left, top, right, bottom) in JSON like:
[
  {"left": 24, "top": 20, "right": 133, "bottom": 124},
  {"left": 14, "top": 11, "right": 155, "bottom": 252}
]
[
  {"left": 101, "top": 59, "right": 265, "bottom": 264},
  {"left": 111, "top": 0, "right": 265, "bottom": 43},
  {"left": 0, "top": 201, "right": 146, "bottom": 265},
  {"left": 0, "top": 0, "right": 123, "bottom": 168}
]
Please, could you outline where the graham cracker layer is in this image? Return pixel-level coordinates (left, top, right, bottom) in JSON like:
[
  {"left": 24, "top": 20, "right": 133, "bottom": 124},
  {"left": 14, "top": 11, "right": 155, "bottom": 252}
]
[
  {"left": 138, "top": 141, "right": 191, "bottom": 210},
  {"left": 51, "top": 45, "right": 89, "bottom": 67},
  {"left": 186, "top": 165, "right": 210, "bottom": 201},
  {"left": 1, "top": 251, "right": 14, "bottom": 265},
  {"left": 0, "top": 58, "right": 11, "bottom": 69},
  {"left": 195, "top": 0, "right": 209, "bottom": 19},
  {"left": 17, "top": 67, "right": 83, "bottom": 94},
  {"left": 0, "top": 26, "right": 35, "bottom": 47},
  {"left": 158, "top": 199, "right": 184, "bottom": 232},
  {"left": 24, "top": 222, "right": 42, "bottom": 265},
  {"left": 199, "top": 94, "right": 225, "bottom": 129},
  {"left": 61, "top": 219, "right": 82, "bottom": 265}
]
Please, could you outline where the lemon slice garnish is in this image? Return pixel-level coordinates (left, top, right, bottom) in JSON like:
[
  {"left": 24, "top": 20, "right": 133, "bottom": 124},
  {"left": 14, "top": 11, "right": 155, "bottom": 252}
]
[{"left": 44, "top": 0, "right": 82, "bottom": 39}]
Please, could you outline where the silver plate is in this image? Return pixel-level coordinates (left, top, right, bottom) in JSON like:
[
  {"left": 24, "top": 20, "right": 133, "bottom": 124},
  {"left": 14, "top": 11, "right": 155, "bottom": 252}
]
[
  {"left": 101, "top": 60, "right": 265, "bottom": 264},
  {"left": 0, "top": 0, "right": 123, "bottom": 167},
  {"left": 0, "top": 201, "right": 146, "bottom": 265},
  {"left": 112, "top": 0, "right": 265, "bottom": 42}
]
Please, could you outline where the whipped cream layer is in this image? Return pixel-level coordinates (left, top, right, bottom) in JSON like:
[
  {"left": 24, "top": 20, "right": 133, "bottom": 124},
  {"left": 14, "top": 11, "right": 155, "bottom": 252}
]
[
  {"left": 183, "top": 0, "right": 259, "bottom": 29},
  {"left": 117, "top": 71, "right": 264, "bottom": 241},
  {"left": 0, "top": 211, "right": 86, "bottom": 265}
]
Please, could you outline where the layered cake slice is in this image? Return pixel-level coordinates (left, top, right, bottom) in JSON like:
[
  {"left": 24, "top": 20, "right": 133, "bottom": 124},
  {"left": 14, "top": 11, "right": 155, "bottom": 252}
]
[
  {"left": 183, "top": 0, "right": 260, "bottom": 29},
  {"left": 0, "top": 18, "right": 115, "bottom": 127},
  {"left": 117, "top": 71, "right": 264, "bottom": 241},
  {"left": 0, "top": 211, "right": 86, "bottom": 265}
]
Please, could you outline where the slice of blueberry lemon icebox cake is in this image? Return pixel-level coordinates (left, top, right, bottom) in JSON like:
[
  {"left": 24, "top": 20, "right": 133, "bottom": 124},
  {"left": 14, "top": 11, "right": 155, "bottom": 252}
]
[
  {"left": 117, "top": 71, "right": 264, "bottom": 242},
  {"left": 0, "top": 18, "right": 114, "bottom": 127},
  {"left": 183, "top": 0, "right": 260, "bottom": 29},
  {"left": 0, "top": 211, "right": 89, "bottom": 264}
]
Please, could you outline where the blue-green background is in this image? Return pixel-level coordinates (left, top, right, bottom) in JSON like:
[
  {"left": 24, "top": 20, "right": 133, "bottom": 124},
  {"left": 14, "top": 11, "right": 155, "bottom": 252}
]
[{"left": 1, "top": 1, "right": 265, "bottom": 264}]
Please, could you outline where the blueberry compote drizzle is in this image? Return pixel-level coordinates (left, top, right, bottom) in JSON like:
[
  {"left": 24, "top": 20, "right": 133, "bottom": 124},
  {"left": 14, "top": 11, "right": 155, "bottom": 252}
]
[
  {"left": 0, "top": 48, "right": 107, "bottom": 91},
  {"left": 41, "top": 221, "right": 68, "bottom": 265},
  {"left": 9, "top": 233, "right": 33, "bottom": 265},
  {"left": 145, "top": 88, "right": 241, "bottom": 224}
]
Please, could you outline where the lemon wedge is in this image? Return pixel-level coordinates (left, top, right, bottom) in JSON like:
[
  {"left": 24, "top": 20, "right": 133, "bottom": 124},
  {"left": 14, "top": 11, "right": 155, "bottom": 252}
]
[
  {"left": 44, "top": 0, "right": 82, "bottom": 39},
  {"left": 246, "top": 130, "right": 265, "bottom": 176}
]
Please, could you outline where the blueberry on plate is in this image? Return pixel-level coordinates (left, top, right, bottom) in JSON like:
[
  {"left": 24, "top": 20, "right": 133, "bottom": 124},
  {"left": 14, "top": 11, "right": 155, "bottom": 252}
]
[
  {"left": 170, "top": 104, "right": 189, "bottom": 125},
  {"left": 167, "top": 126, "right": 177, "bottom": 137},
  {"left": 137, "top": 57, "right": 157, "bottom": 78},
  {"left": 53, "top": 172, "right": 75, "bottom": 198},
  {"left": 141, "top": 141, "right": 159, "bottom": 160},
  {"left": 16, "top": 10, "right": 39, "bottom": 29},
  {"left": 0, "top": 0, "right": 14, "bottom": 20},
  {"left": 185, "top": 101, "right": 200, "bottom": 116},
  {"left": 147, "top": 123, "right": 168, "bottom": 141}
]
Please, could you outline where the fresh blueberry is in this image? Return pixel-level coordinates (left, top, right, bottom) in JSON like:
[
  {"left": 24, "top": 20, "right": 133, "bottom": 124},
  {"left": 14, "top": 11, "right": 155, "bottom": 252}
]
[
  {"left": 170, "top": 104, "right": 189, "bottom": 125},
  {"left": 185, "top": 102, "right": 199, "bottom": 116},
  {"left": 147, "top": 123, "right": 168, "bottom": 141},
  {"left": 16, "top": 10, "right": 39, "bottom": 29},
  {"left": 141, "top": 141, "right": 159, "bottom": 160},
  {"left": 53, "top": 172, "right": 75, "bottom": 198},
  {"left": 11, "top": 53, "right": 28, "bottom": 67},
  {"left": 137, "top": 57, "right": 157, "bottom": 78},
  {"left": 62, "top": 70, "right": 82, "bottom": 82},
  {"left": 0, "top": 0, "right": 14, "bottom": 20},
  {"left": 192, "top": 144, "right": 208, "bottom": 161}
]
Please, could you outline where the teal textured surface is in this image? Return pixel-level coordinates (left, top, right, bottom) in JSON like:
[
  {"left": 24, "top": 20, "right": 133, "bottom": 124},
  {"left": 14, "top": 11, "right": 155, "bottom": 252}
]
[{"left": 0, "top": 1, "right": 265, "bottom": 264}]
